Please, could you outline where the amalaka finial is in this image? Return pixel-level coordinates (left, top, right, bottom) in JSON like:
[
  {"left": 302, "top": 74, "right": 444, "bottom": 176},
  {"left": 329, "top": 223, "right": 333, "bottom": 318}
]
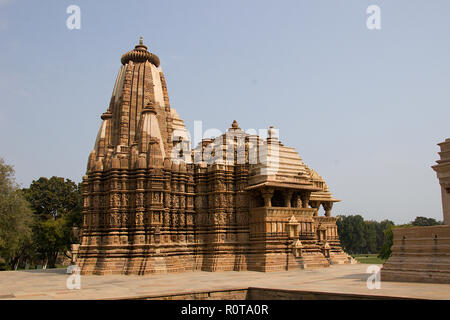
[
  {"left": 121, "top": 37, "right": 160, "bottom": 67},
  {"left": 231, "top": 120, "right": 239, "bottom": 129}
]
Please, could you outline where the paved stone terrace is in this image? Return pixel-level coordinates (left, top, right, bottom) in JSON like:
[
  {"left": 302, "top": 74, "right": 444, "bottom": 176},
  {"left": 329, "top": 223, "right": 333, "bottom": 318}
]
[{"left": 0, "top": 264, "right": 449, "bottom": 300}]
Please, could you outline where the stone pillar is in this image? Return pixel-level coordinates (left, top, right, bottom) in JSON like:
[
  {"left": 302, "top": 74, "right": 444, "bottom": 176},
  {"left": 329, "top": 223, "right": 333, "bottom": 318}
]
[
  {"left": 70, "top": 226, "right": 80, "bottom": 265},
  {"left": 292, "top": 193, "right": 302, "bottom": 208},
  {"left": 309, "top": 200, "right": 320, "bottom": 216},
  {"left": 322, "top": 202, "right": 333, "bottom": 217},
  {"left": 70, "top": 244, "right": 80, "bottom": 264},
  {"left": 432, "top": 138, "right": 450, "bottom": 225},
  {"left": 261, "top": 188, "right": 274, "bottom": 208},
  {"left": 300, "top": 191, "right": 311, "bottom": 209},
  {"left": 284, "top": 190, "right": 293, "bottom": 207}
]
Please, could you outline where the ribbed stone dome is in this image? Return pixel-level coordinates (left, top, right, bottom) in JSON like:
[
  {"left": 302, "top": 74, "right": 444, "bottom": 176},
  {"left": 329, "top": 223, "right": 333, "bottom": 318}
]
[{"left": 120, "top": 37, "right": 160, "bottom": 67}]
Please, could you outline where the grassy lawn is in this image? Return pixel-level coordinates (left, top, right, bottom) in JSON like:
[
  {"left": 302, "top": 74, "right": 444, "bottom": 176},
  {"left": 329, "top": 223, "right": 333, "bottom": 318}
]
[
  {"left": 352, "top": 254, "right": 386, "bottom": 264},
  {"left": 2, "top": 264, "right": 68, "bottom": 271}
]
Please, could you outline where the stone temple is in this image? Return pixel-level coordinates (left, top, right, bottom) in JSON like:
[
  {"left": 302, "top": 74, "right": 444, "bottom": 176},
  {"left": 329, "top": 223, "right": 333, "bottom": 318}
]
[{"left": 76, "top": 38, "right": 353, "bottom": 275}]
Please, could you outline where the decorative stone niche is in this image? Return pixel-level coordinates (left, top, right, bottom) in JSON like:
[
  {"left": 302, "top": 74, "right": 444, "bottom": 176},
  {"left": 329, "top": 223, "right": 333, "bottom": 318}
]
[{"left": 286, "top": 215, "right": 300, "bottom": 239}]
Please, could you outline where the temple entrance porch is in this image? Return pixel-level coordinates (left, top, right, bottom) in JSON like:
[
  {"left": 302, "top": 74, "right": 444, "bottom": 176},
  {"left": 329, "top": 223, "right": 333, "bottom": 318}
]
[{"left": 246, "top": 186, "right": 353, "bottom": 271}]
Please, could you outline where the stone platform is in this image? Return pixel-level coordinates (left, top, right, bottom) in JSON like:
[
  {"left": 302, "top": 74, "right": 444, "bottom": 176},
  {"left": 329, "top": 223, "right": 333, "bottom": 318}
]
[
  {"left": 0, "top": 264, "right": 449, "bottom": 300},
  {"left": 381, "top": 225, "right": 450, "bottom": 284}
]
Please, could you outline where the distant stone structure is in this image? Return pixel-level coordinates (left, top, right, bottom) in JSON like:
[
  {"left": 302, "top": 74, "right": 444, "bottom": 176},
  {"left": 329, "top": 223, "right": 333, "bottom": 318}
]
[
  {"left": 76, "top": 38, "right": 352, "bottom": 275},
  {"left": 381, "top": 138, "right": 450, "bottom": 283},
  {"left": 434, "top": 139, "right": 450, "bottom": 225}
]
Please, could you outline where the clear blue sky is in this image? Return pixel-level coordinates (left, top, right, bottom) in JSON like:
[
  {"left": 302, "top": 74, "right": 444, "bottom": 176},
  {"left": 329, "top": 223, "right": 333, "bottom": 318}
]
[{"left": 1, "top": 0, "right": 449, "bottom": 224}]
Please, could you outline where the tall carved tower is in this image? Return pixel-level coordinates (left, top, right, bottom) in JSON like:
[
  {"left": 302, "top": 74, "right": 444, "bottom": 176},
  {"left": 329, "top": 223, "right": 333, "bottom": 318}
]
[
  {"left": 77, "top": 39, "right": 351, "bottom": 275},
  {"left": 78, "top": 38, "right": 195, "bottom": 274}
]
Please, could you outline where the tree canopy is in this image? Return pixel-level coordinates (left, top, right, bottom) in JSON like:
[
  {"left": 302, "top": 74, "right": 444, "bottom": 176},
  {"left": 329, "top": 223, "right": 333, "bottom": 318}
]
[
  {"left": 0, "top": 158, "right": 33, "bottom": 270},
  {"left": 337, "top": 215, "right": 394, "bottom": 255},
  {"left": 411, "top": 216, "right": 442, "bottom": 226},
  {"left": 22, "top": 176, "right": 82, "bottom": 268},
  {"left": 338, "top": 214, "right": 441, "bottom": 260}
]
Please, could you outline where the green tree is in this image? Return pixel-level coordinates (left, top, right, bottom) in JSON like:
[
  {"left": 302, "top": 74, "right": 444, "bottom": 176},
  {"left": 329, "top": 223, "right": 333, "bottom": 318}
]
[
  {"left": 0, "top": 158, "right": 33, "bottom": 270},
  {"left": 378, "top": 224, "right": 394, "bottom": 259},
  {"left": 23, "top": 177, "right": 82, "bottom": 268},
  {"left": 375, "top": 219, "right": 394, "bottom": 251},
  {"left": 364, "top": 221, "right": 378, "bottom": 253},
  {"left": 337, "top": 215, "right": 367, "bottom": 254},
  {"left": 411, "top": 216, "right": 442, "bottom": 226},
  {"left": 337, "top": 215, "right": 395, "bottom": 255}
]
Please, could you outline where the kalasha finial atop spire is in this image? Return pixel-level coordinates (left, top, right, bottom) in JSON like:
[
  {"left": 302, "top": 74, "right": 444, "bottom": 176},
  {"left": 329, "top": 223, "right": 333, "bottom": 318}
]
[
  {"left": 134, "top": 36, "right": 147, "bottom": 51},
  {"left": 268, "top": 125, "right": 278, "bottom": 140},
  {"left": 231, "top": 120, "right": 239, "bottom": 129},
  {"left": 121, "top": 37, "right": 160, "bottom": 67}
]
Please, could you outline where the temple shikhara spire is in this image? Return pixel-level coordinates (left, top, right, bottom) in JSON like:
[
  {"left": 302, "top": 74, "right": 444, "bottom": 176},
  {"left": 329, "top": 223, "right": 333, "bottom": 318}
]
[{"left": 76, "top": 38, "right": 353, "bottom": 275}]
